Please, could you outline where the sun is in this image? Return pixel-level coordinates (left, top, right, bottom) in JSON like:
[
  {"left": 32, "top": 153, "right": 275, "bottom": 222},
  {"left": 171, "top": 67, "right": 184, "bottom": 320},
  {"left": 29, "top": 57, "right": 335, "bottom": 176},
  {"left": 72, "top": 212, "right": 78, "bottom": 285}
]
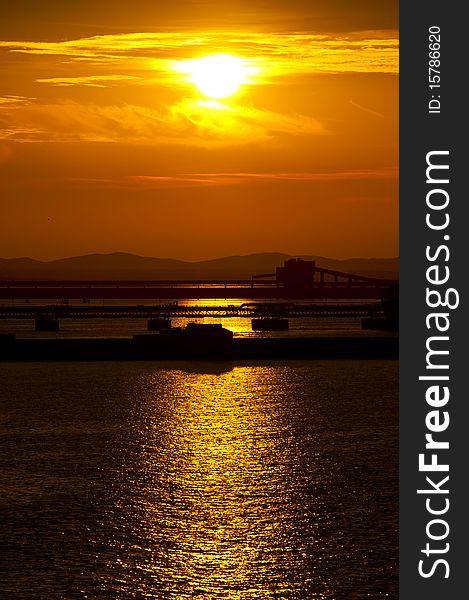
[
  {"left": 189, "top": 55, "right": 245, "bottom": 99},
  {"left": 175, "top": 54, "right": 256, "bottom": 100}
]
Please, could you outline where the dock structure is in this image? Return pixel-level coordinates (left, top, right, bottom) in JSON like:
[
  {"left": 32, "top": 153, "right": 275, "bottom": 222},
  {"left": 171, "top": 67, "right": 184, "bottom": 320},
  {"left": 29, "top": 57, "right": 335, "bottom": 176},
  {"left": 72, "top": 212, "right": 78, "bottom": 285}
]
[
  {"left": 0, "top": 330, "right": 399, "bottom": 362},
  {"left": 0, "top": 265, "right": 396, "bottom": 301},
  {"left": 0, "top": 302, "right": 384, "bottom": 321}
]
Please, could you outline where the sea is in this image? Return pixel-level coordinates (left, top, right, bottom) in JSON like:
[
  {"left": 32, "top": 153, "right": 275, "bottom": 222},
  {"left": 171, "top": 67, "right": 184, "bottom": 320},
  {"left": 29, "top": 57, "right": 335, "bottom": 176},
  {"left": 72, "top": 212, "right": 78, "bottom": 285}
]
[{"left": 0, "top": 301, "right": 398, "bottom": 599}]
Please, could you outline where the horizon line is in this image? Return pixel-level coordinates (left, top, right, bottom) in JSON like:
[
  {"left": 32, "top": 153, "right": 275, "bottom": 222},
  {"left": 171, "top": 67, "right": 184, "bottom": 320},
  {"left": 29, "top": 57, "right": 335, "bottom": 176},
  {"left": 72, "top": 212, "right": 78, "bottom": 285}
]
[{"left": 0, "top": 250, "right": 400, "bottom": 264}]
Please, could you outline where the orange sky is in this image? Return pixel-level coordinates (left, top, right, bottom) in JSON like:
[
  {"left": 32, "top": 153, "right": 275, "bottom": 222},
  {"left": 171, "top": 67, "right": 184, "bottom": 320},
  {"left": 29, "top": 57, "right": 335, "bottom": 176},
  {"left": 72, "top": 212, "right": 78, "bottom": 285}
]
[{"left": 0, "top": 1, "right": 398, "bottom": 261}]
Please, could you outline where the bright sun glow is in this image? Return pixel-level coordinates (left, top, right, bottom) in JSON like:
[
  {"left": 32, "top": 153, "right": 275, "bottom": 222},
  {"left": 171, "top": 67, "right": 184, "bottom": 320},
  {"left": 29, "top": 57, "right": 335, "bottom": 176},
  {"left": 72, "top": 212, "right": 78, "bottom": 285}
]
[{"left": 176, "top": 54, "right": 256, "bottom": 100}]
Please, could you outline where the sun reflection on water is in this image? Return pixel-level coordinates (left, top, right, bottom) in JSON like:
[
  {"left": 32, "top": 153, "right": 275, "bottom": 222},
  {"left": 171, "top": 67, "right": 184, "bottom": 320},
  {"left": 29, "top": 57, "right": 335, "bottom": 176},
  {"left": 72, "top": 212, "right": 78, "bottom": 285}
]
[
  {"left": 71, "top": 361, "right": 400, "bottom": 599},
  {"left": 100, "top": 366, "right": 335, "bottom": 598}
]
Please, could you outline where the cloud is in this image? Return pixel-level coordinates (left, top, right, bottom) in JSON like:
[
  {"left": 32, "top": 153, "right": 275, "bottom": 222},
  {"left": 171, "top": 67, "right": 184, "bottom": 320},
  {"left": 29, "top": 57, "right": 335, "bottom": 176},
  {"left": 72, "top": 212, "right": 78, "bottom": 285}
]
[
  {"left": 0, "top": 98, "right": 327, "bottom": 146},
  {"left": 0, "top": 95, "right": 35, "bottom": 106},
  {"left": 0, "top": 30, "right": 398, "bottom": 76},
  {"left": 35, "top": 75, "right": 142, "bottom": 87},
  {"left": 0, "top": 31, "right": 396, "bottom": 146},
  {"left": 69, "top": 168, "right": 398, "bottom": 190},
  {"left": 0, "top": 31, "right": 396, "bottom": 147},
  {"left": 349, "top": 99, "right": 388, "bottom": 119}
]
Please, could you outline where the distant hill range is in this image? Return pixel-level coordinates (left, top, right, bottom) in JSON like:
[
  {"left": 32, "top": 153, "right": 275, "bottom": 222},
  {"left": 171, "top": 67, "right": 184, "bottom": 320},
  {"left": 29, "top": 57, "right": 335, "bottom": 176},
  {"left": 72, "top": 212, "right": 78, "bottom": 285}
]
[{"left": 0, "top": 252, "right": 399, "bottom": 281}]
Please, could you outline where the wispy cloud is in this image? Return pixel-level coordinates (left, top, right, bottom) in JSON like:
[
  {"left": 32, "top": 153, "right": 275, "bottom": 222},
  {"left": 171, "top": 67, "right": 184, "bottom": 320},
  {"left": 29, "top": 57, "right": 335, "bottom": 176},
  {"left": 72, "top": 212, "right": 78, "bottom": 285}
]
[
  {"left": 0, "top": 95, "right": 36, "bottom": 106},
  {"left": 69, "top": 168, "right": 398, "bottom": 190},
  {"left": 131, "top": 168, "right": 398, "bottom": 186},
  {"left": 349, "top": 99, "right": 388, "bottom": 119},
  {"left": 0, "top": 31, "right": 398, "bottom": 76},
  {"left": 36, "top": 74, "right": 142, "bottom": 87},
  {"left": 0, "top": 98, "right": 326, "bottom": 145},
  {"left": 0, "top": 31, "right": 396, "bottom": 146}
]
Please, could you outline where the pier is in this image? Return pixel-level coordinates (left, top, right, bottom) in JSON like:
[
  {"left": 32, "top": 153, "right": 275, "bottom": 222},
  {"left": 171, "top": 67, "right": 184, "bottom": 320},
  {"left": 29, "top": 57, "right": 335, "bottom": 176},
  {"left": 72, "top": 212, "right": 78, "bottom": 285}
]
[
  {"left": 0, "top": 330, "right": 398, "bottom": 362},
  {"left": 0, "top": 259, "right": 398, "bottom": 331},
  {"left": 0, "top": 280, "right": 395, "bottom": 300},
  {"left": 0, "top": 259, "right": 397, "bottom": 301},
  {"left": 0, "top": 302, "right": 384, "bottom": 320}
]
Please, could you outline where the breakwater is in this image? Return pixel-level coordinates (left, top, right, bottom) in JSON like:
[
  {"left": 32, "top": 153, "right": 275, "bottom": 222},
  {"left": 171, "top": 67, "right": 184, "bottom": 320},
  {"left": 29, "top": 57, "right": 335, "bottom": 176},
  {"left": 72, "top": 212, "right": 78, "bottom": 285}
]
[{"left": 0, "top": 331, "right": 398, "bottom": 362}]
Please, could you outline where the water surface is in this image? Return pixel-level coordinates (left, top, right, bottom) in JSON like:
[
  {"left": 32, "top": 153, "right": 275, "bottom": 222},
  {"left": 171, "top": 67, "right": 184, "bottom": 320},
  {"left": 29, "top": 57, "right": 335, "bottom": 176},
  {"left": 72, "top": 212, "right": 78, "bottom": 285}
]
[{"left": 0, "top": 360, "right": 398, "bottom": 598}]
